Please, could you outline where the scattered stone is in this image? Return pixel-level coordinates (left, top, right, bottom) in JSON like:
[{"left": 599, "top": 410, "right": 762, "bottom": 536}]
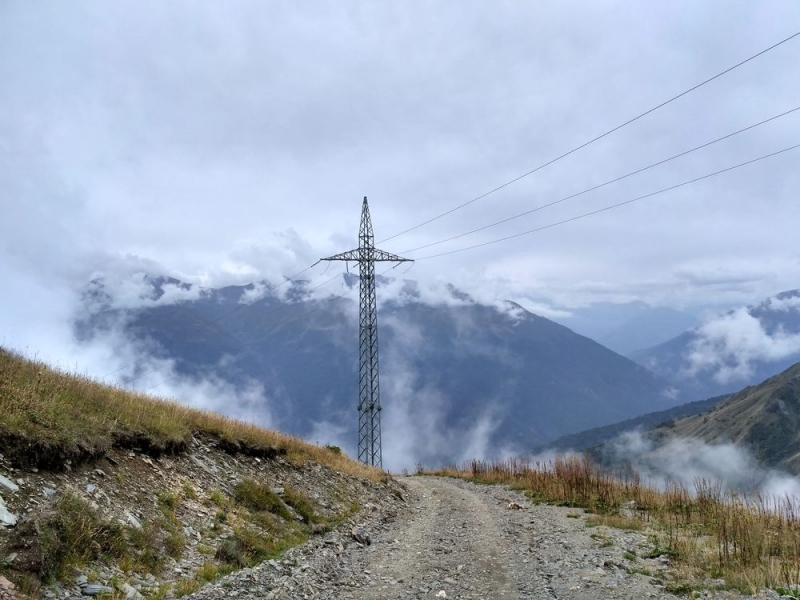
[
  {"left": 125, "top": 512, "right": 142, "bottom": 529},
  {"left": 81, "top": 584, "right": 112, "bottom": 596},
  {"left": 0, "top": 505, "right": 17, "bottom": 527},
  {"left": 435, "top": 591, "right": 447, "bottom": 598},
  {"left": 42, "top": 487, "right": 57, "bottom": 498},
  {"left": 351, "top": 526, "right": 371, "bottom": 545},
  {"left": 120, "top": 583, "right": 144, "bottom": 600},
  {"left": 86, "top": 484, "right": 98, "bottom": 495},
  {"left": 0, "top": 576, "right": 14, "bottom": 591},
  {"left": 0, "top": 474, "right": 19, "bottom": 493}
]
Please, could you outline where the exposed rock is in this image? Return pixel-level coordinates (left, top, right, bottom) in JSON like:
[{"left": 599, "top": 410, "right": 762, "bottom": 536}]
[
  {"left": 0, "top": 476, "right": 19, "bottom": 494},
  {"left": 120, "top": 582, "right": 144, "bottom": 600},
  {"left": 0, "top": 506, "right": 16, "bottom": 528},
  {"left": 350, "top": 526, "right": 371, "bottom": 545},
  {"left": 82, "top": 584, "right": 113, "bottom": 596}
]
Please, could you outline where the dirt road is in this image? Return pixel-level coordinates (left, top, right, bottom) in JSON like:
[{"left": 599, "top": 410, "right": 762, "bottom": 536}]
[{"left": 326, "top": 476, "right": 671, "bottom": 600}]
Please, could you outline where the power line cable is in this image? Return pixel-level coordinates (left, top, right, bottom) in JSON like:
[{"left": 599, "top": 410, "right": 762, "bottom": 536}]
[
  {"left": 378, "top": 29, "right": 800, "bottom": 245},
  {"left": 399, "top": 105, "right": 800, "bottom": 254},
  {"left": 412, "top": 143, "right": 800, "bottom": 261}
]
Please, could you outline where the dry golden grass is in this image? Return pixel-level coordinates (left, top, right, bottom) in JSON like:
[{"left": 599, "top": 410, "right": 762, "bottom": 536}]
[
  {"left": 0, "top": 348, "right": 381, "bottom": 481},
  {"left": 428, "top": 456, "right": 800, "bottom": 594}
]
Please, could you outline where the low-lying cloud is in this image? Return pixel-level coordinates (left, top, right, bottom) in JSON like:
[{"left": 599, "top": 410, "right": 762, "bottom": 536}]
[
  {"left": 606, "top": 430, "right": 800, "bottom": 498},
  {"left": 686, "top": 306, "right": 800, "bottom": 384}
]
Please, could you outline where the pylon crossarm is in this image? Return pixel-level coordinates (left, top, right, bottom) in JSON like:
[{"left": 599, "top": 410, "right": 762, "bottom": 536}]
[
  {"left": 321, "top": 249, "right": 360, "bottom": 262},
  {"left": 322, "top": 247, "right": 414, "bottom": 264},
  {"left": 370, "top": 248, "right": 414, "bottom": 262}
]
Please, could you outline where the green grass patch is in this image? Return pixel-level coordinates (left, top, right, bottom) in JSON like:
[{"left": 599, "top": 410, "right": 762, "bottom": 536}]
[
  {"left": 233, "top": 479, "right": 292, "bottom": 520},
  {"left": 36, "top": 492, "right": 130, "bottom": 580},
  {"left": 283, "top": 484, "right": 320, "bottom": 524}
]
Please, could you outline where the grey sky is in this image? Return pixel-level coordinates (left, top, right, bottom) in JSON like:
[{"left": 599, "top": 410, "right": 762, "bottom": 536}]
[{"left": 2, "top": 1, "right": 800, "bottom": 368}]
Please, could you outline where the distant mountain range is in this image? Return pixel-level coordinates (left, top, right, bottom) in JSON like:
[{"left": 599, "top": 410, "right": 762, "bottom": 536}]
[
  {"left": 631, "top": 289, "right": 800, "bottom": 401},
  {"left": 76, "top": 275, "right": 678, "bottom": 465},
  {"left": 552, "top": 301, "right": 698, "bottom": 356}
]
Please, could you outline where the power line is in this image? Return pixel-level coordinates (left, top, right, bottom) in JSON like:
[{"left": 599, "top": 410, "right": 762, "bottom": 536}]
[
  {"left": 413, "top": 143, "right": 800, "bottom": 261},
  {"left": 378, "top": 29, "right": 800, "bottom": 245},
  {"left": 399, "top": 105, "right": 800, "bottom": 254}
]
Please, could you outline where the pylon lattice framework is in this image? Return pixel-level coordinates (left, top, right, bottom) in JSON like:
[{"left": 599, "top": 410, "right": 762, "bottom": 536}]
[{"left": 321, "top": 197, "right": 412, "bottom": 468}]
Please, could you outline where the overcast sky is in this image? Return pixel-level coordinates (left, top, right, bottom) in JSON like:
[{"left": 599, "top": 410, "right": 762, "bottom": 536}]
[{"left": 2, "top": 1, "right": 800, "bottom": 367}]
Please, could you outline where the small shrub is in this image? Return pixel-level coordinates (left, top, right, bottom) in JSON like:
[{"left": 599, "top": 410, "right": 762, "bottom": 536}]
[
  {"left": 173, "top": 579, "right": 201, "bottom": 598},
  {"left": 209, "top": 489, "right": 227, "bottom": 507},
  {"left": 157, "top": 491, "right": 180, "bottom": 514},
  {"left": 127, "top": 523, "right": 165, "bottom": 572},
  {"left": 215, "top": 540, "right": 246, "bottom": 567},
  {"left": 164, "top": 529, "right": 186, "bottom": 559},
  {"left": 38, "top": 491, "right": 128, "bottom": 580},
  {"left": 182, "top": 482, "right": 197, "bottom": 500},
  {"left": 230, "top": 526, "right": 273, "bottom": 564},
  {"left": 324, "top": 445, "right": 341, "bottom": 454},
  {"left": 195, "top": 561, "right": 232, "bottom": 582}
]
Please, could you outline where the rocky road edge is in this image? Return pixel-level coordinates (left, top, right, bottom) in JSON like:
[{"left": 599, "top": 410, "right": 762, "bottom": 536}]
[
  {"left": 0, "top": 436, "right": 406, "bottom": 599},
  {"left": 187, "top": 483, "right": 406, "bottom": 600}
]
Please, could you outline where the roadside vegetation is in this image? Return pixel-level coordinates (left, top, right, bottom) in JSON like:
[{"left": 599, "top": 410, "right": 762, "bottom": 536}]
[
  {"left": 0, "top": 347, "right": 384, "bottom": 597},
  {"left": 428, "top": 455, "right": 800, "bottom": 596},
  {"left": 22, "top": 477, "right": 350, "bottom": 597},
  {"left": 0, "top": 348, "right": 379, "bottom": 481}
]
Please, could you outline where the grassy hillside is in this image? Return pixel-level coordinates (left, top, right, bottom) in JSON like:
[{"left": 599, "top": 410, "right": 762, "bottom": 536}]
[
  {"left": 654, "top": 361, "right": 800, "bottom": 473},
  {"left": 0, "top": 347, "right": 378, "bottom": 480}
]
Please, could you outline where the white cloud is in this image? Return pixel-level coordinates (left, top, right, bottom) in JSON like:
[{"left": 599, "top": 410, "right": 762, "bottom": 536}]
[
  {"left": 766, "top": 295, "right": 800, "bottom": 312},
  {"left": 686, "top": 307, "right": 800, "bottom": 383},
  {"left": 609, "top": 431, "right": 800, "bottom": 497}
]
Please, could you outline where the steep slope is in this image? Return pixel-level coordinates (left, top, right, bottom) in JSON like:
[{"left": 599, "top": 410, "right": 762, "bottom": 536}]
[
  {"left": 651, "top": 361, "right": 800, "bottom": 473},
  {"left": 631, "top": 289, "right": 800, "bottom": 400},
  {"left": 78, "top": 276, "right": 677, "bottom": 460}
]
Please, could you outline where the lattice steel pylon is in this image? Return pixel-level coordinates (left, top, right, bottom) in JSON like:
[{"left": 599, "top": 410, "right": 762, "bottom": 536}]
[{"left": 321, "top": 197, "right": 412, "bottom": 468}]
